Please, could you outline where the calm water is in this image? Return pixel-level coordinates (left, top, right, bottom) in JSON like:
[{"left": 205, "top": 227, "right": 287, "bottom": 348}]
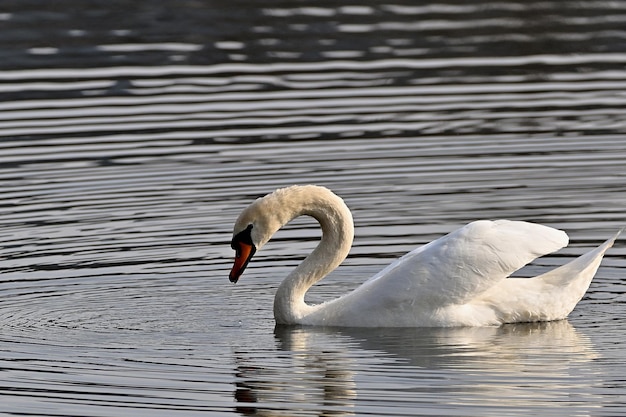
[{"left": 1, "top": 1, "right": 626, "bottom": 416}]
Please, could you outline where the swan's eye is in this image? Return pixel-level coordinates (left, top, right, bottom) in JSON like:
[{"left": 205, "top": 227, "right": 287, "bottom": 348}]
[
  {"left": 232, "top": 243, "right": 242, "bottom": 257},
  {"left": 232, "top": 224, "right": 254, "bottom": 247},
  {"left": 231, "top": 224, "right": 254, "bottom": 259}
]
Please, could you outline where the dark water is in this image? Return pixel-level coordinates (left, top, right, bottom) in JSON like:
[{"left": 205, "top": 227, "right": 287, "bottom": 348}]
[{"left": 1, "top": 1, "right": 626, "bottom": 416}]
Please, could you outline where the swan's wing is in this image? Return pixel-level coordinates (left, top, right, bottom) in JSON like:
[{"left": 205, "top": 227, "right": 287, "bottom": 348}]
[{"left": 357, "top": 220, "right": 569, "bottom": 307}]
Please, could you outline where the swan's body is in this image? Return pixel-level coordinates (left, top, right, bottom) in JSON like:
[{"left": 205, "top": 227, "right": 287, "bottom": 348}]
[{"left": 229, "top": 185, "right": 620, "bottom": 327}]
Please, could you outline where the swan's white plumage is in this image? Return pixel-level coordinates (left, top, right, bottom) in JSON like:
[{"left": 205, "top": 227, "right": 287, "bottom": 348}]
[{"left": 230, "top": 185, "right": 620, "bottom": 327}]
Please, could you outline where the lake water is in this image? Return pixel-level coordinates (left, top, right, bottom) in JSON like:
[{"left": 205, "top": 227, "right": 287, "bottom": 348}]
[{"left": 1, "top": 1, "right": 626, "bottom": 416}]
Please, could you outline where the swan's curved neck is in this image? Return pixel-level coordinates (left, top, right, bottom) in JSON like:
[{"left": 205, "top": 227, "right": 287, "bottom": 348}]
[{"left": 269, "top": 186, "right": 354, "bottom": 324}]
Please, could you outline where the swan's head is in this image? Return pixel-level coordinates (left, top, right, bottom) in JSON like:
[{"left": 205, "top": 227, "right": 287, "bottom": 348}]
[
  {"left": 228, "top": 185, "right": 353, "bottom": 284},
  {"left": 229, "top": 192, "right": 283, "bottom": 283}
]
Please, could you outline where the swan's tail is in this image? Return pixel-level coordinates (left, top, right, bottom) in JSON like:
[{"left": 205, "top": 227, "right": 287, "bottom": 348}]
[
  {"left": 539, "top": 227, "right": 622, "bottom": 288},
  {"left": 478, "top": 228, "right": 622, "bottom": 324},
  {"left": 521, "top": 228, "right": 622, "bottom": 321}
]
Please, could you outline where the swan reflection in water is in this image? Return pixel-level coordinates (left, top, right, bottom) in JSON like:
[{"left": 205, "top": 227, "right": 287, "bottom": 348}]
[
  {"left": 233, "top": 326, "right": 357, "bottom": 416},
  {"left": 233, "top": 320, "right": 600, "bottom": 416}
]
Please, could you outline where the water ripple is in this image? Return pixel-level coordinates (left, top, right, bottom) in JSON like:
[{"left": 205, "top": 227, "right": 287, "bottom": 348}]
[{"left": 1, "top": 0, "right": 626, "bottom": 415}]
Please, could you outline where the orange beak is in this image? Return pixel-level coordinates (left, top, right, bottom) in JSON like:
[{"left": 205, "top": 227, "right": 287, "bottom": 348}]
[{"left": 229, "top": 242, "right": 256, "bottom": 283}]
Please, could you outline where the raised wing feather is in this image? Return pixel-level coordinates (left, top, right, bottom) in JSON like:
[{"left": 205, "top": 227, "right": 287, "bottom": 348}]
[{"left": 353, "top": 220, "right": 569, "bottom": 307}]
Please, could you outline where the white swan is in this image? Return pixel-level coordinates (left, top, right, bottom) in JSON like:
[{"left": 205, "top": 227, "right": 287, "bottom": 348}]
[{"left": 229, "top": 185, "right": 621, "bottom": 327}]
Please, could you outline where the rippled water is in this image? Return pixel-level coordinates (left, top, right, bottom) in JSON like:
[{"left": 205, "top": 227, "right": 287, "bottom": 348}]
[{"left": 1, "top": 1, "right": 626, "bottom": 416}]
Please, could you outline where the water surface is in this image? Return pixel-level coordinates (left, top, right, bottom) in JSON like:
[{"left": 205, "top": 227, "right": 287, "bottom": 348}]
[{"left": 1, "top": 1, "right": 626, "bottom": 416}]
